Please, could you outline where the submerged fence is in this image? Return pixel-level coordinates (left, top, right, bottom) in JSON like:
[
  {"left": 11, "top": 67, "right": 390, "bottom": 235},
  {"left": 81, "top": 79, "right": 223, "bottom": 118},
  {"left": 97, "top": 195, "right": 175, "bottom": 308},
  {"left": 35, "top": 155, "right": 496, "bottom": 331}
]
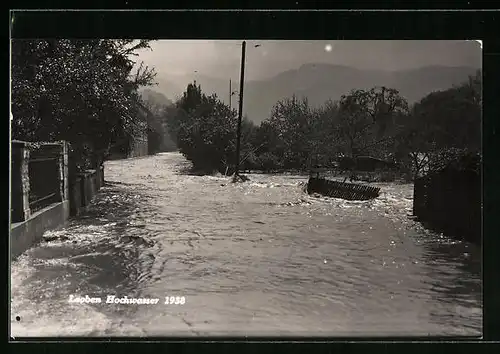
[
  {"left": 307, "top": 177, "right": 380, "bottom": 201},
  {"left": 413, "top": 165, "right": 481, "bottom": 245}
]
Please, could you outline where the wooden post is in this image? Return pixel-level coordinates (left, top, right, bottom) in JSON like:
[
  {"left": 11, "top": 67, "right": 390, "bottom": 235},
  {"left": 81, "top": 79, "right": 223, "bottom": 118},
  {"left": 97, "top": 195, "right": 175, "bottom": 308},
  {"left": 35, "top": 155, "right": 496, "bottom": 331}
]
[
  {"left": 234, "top": 40, "right": 246, "bottom": 180},
  {"left": 11, "top": 141, "right": 31, "bottom": 222},
  {"left": 57, "top": 141, "right": 69, "bottom": 202}
]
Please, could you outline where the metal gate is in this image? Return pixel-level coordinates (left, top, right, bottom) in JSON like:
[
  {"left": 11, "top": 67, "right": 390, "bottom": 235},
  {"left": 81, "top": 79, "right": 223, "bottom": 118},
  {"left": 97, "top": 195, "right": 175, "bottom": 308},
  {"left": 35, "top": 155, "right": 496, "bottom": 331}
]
[{"left": 28, "top": 156, "right": 61, "bottom": 212}]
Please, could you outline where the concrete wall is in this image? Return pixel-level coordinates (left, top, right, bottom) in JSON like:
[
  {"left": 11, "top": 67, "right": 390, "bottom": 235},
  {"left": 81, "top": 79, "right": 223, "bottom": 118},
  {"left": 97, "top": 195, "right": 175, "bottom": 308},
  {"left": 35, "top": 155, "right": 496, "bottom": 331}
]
[{"left": 11, "top": 201, "right": 70, "bottom": 259}]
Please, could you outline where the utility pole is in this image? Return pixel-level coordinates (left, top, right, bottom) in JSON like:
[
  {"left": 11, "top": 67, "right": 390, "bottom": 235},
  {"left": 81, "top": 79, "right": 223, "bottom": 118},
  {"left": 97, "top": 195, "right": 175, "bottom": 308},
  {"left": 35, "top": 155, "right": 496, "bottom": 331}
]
[
  {"left": 229, "top": 79, "right": 232, "bottom": 110},
  {"left": 233, "top": 41, "right": 246, "bottom": 181}
]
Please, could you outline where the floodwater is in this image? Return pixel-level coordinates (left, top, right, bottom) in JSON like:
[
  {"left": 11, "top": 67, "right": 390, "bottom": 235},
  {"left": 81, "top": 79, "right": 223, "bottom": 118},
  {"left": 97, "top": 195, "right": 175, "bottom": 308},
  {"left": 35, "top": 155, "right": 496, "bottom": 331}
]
[{"left": 10, "top": 152, "right": 482, "bottom": 338}]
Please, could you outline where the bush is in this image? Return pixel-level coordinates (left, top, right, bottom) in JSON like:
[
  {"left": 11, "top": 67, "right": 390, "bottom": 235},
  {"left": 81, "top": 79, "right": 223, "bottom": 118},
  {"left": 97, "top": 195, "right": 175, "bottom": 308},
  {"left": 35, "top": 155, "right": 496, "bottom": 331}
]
[
  {"left": 257, "top": 152, "right": 283, "bottom": 172},
  {"left": 171, "top": 83, "right": 237, "bottom": 174},
  {"left": 378, "top": 171, "right": 396, "bottom": 182}
]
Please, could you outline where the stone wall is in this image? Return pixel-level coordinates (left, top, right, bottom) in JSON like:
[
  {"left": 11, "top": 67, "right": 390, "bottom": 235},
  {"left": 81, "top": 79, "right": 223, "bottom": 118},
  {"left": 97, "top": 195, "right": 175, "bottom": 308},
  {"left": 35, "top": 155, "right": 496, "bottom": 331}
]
[
  {"left": 69, "top": 166, "right": 104, "bottom": 216},
  {"left": 413, "top": 165, "right": 481, "bottom": 245}
]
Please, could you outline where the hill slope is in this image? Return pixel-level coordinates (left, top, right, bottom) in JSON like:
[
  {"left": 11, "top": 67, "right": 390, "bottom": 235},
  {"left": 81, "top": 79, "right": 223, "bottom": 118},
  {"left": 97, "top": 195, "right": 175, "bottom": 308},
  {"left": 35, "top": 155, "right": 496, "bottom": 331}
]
[
  {"left": 140, "top": 88, "right": 173, "bottom": 110},
  {"left": 154, "top": 64, "right": 480, "bottom": 124}
]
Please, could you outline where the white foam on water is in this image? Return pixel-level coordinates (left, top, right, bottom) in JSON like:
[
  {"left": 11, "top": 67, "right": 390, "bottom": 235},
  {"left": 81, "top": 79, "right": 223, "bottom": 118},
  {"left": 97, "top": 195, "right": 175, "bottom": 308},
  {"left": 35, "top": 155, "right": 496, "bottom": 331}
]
[
  {"left": 11, "top": 302, "right": 113, "bottom": 337},
  {"left": 9, "top": 153, "right": 481, "bottom": 337}
]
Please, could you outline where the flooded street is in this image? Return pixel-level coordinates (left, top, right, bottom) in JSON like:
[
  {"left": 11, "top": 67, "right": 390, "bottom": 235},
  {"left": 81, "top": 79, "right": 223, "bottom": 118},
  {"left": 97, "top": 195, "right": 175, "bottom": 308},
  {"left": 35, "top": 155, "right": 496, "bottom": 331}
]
[{"left": 10, "top": 152, "right": 482, "bottom": 337}]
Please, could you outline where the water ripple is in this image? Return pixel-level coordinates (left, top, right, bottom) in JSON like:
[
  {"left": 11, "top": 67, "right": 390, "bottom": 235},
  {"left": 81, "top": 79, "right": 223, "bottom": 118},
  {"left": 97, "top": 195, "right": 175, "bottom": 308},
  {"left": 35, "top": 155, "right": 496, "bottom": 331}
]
[{"left": 10, "top": 152, "right": 482, "bottom": 337}]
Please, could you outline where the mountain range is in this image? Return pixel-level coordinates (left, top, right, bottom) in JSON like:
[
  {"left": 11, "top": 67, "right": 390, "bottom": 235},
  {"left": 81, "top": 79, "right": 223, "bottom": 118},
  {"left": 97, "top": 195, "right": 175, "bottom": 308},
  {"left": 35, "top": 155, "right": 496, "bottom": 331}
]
[
  {"left": 140, "top": 88, "right": 173, "bottom": 111},
  {"left": 144, "top": 64, "right": 480, "bottom": 124}
]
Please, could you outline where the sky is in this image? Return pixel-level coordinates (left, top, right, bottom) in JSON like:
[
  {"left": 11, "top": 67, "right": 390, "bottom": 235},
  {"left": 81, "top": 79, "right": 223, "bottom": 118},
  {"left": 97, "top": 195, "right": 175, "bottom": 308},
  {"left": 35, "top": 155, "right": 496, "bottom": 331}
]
[{"left": 136, "top": 40, "right": 482, "bottom": 82}]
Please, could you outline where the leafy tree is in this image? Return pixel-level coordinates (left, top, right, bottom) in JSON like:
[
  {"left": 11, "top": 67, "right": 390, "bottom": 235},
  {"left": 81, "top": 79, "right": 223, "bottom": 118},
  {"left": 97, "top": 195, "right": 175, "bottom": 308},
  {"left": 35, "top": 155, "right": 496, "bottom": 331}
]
[
  {"left": 397, "top": 72, "right": 481, "bottom": 178},
  {"left": 171, "top": 82, "right": 237, "bottom": 174},
  {"left": 258, "top": 152, "right": 283, "bottom": 173},
  {"left": 248, "top": 88, "right": 409, "bottom": 172},
  {"left": 166, "top": 82, "right": 204, "bottom": 146},
  {"left": 250, "top": 121, "right": 286, "bottom": 171},
  {"left": 310, "top": 100, "right": 342, "bottom": 166},
  {"left": 239, "top": 117, "right": 260, "bottom": 171},
  {"left": 335, "top": 87, "right": 409, "bottom": 159},
  {"left": 266, "top": 95, "right": 314, "bottom": 169},
  {"left": 11, "top": 39, "right": 157, "bottom": 170},
  {"left": 142, "top": 95, "right": 177, "bottom": 152}
]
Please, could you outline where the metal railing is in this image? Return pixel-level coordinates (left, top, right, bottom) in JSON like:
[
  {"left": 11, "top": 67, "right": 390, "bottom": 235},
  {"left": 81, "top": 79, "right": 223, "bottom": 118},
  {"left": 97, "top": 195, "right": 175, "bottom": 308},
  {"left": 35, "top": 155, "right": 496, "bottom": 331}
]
[{"left": 28, "top": 157, "right": 61, "bottom": 212}]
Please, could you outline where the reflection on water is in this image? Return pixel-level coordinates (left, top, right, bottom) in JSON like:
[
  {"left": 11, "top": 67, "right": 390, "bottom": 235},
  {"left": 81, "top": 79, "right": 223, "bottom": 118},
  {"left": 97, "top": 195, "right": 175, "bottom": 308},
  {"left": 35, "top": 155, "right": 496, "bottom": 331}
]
[{"left": 10, "top": 152, "right": 482, "bottom": 337}]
